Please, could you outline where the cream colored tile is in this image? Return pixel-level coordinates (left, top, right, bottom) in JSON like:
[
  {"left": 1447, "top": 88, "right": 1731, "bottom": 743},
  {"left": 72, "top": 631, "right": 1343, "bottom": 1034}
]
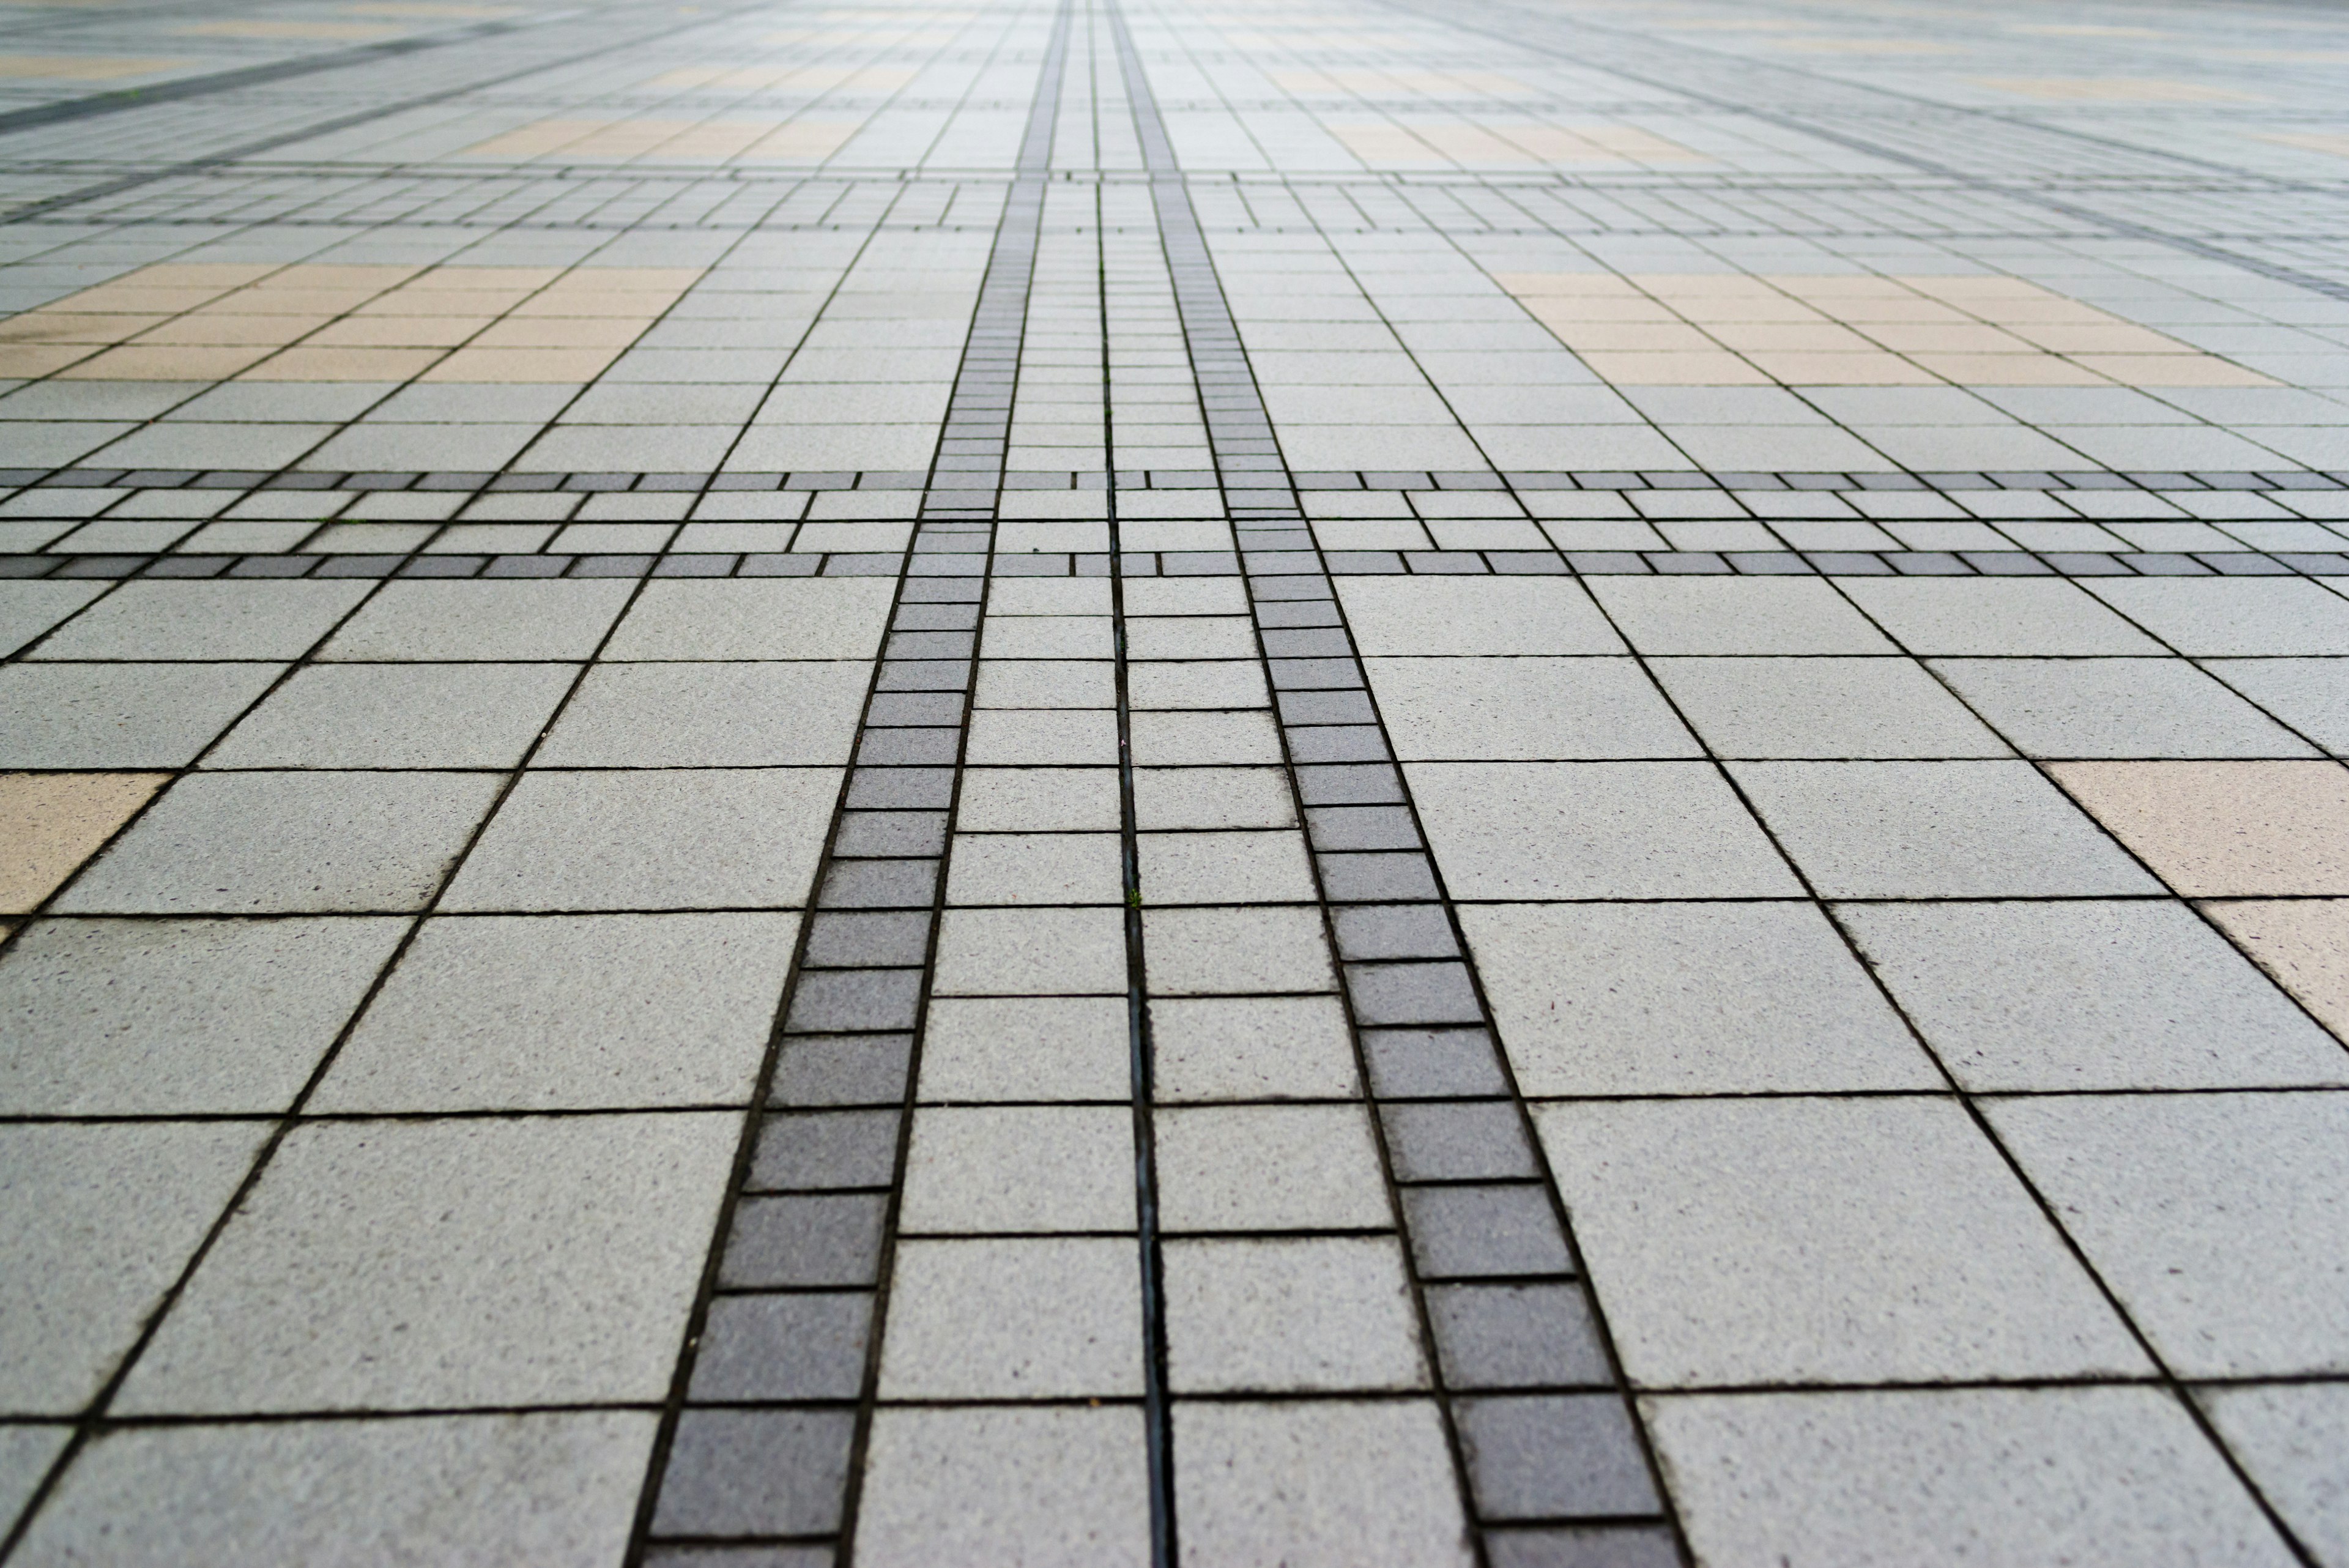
[
  {"left": 2200, "top": 899, "right": 2349, "bottom": 1039},
  {"left": 1, "top": 773, "right": 168, "bottom": 914},
  {"left": 2051, "top": 761, "right": 2349, "bottom": 897}
]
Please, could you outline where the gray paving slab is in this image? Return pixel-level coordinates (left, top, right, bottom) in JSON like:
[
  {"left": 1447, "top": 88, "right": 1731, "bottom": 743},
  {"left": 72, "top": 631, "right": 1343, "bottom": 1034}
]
[{"left": 206, "top": 661, "right": 576, "bottom": 769}]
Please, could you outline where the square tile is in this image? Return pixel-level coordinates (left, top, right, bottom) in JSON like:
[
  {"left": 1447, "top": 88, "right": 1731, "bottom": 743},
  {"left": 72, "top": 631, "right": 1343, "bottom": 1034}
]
[
  {"left": 1647, "top": 1388, "right": 2294, "bottom": 1568},
  {"left": 313, "top": 913, "right": 796, "bottom": 1110},
  {"left": 1652, "top": 656, "right": 2008, "bottom": 758},
  {"left": 440, "top": 769, "right": 837, "bottom": 911},
  {"left": 1408, "top": 762, "right": 1800, "bottom": 898},
  {"left": 855, "top": 1406, "right": 1150, "bottom": 1568},
  {"left": 898, "top": 1105, "right": 1135, "bottom": 1233},
  {"left": 1137, "top": 831, "right": 1316, "bottom": 904},
  {"left": 114, "top": 1114, "right": 736, "bottom": 1412},
  {"left": 918, "top": 996, "right": 1130, "bottom": 1101},
  {"left": 55, "top": 771, "right": 500, "bottom": 914},
  {"left": 1839, "top": 901, "right": 2343, "bottom": 1090},
  {"left": 1987, "top": 1093, "right": 2349, "bottom": 1378},
  {"left": 1732, "top": 760, "right": 2161, "bottom": 896},
  {"left": 1365, "top": 656, "right": 1698, "bottom": 760},
  {"left": 1154, "top": 1105, "right": 1390, "bottom": 1231},
  {"left": 931, "top": 907, "right": 1127, "bottom": 995},
  {"left": 207, "top": 663, "right": 575, "bottom": 769},
  {"left": 15, "top": 1413, "right": 654, "bottom": 1566},
  {"left": 0, "top": 1122, "right": 263, "bottom": 1414},
  {"left": 1150, "top": 996, "right": 1359, "bottom": 1102},
  {"left": 0, "top": 663, "right": 283, "bottom": 769},
  {"left": 1932, "top": 659, "right": 2315, "bottom": 759},
  {"left": 0, "top": 916, "right": 403, "bottom": 1115},
  {"left": 1463, "top": 902, "right": 1932, "bottom": 1094},
  {"left": 1173, "top": 1400, "right": 1472, "bottom": 1568},
  {"left": 875, "top": 1237, "right": 1142, "bottom": 1398},
  {"left": 1534, "top": 1097, "right": 2148, "bottom": 1385},
  {"left": 1141, "top": 906, "right": 1333, "bottom": 994},
  {"left": 1164, "top": 1237, "right": 1427, "bottom": 1392}
]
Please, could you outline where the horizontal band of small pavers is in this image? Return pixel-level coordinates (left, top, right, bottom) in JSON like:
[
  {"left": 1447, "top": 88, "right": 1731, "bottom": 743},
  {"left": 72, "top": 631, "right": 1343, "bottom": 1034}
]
[
  {"left": 7, "top": 466, "right": 2342, "bottom": 495},
  {"left": 13, "top": 544, "right": 2346, "bottom": 584}
]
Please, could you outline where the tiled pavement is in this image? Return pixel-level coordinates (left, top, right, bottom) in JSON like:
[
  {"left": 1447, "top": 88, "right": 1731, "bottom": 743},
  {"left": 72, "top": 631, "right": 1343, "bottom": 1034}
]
[{"left": 2, "top": 0, "right": 2348, "bottom": 1562}]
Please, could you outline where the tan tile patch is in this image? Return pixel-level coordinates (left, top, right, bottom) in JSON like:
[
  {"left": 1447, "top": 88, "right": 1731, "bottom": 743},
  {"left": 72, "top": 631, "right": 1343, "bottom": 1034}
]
[
  {"left": 2200, "top": 899, "right": 2349, "bottom": 1040},
  {"left": 0, "top": 54, "right": 186, "bottom": 79},
  {"left": 1494, "top": 269, "right": 2274, "bottom": 388},
  {"left": 1974, "top": 77, "right": 2258, "bottom": 103},
  {"left": 0, "top": 261, "right": 697, "bottom": 385},
  {"left": 0, "top": 773, "right": 168, "bottom": 914},
  {"left": 2049, "top": 760, "right": 2349, "bottom": 897}
]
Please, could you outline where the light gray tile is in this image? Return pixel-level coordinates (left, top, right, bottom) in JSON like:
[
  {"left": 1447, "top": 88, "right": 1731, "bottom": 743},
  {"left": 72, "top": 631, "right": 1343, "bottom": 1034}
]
[
  {"left": 30, "top": 582, "right": 368, "bottom": 662},
  {"left": 1535, "top": 1097, "right": 2148, "bottom": 1385},
  {"left": 13, "top": 1413, "right": 654, "bottom": 1568},
  {"left": 2197, "top": 1383, "right": 2349, "bottom": 1567},
  {"left": 932, "top": 907, "right": 1127, "bottom": 995},
  {"left": 207, "top": 663, "right": 574, "bottom": 770},
  {"left": 0, "top": 916, "right": 404, "bottom": 1115},
  {"left": 1409, "top": 762, "right": 1800, "bottom": 899},
  {"left": 1653, "top": 657, "right": 2008, "bottom": 759},
  {"left": 1932, "top": 659, "right": 2318, "bottom": 759},
  {"left": 1142, "top": 906, "right": 1333, "bottom": 994},
  {"left": 918, "top": 997, "right": 1130, "bottom": 1101},
  {"left": 1836, "top": 578, "right": 2165, "bottom": 656},
  {"left": 1839, "top": 901, "right": 2345, "bottom": 1090},
  {"left": 55, "top": 771, "right": 501, "bottom": 915},
  {"left": 2088, "top": 579, "right": 2349, "bottom": 656},
  {"left": 441, "top": 769, "right": 837, "bottom": 912},
  {"left": 948, "top": 833, "right": 1124, "bottom": 906},
  {"left": 1464, "top": 902, "right": 1934, "bottom": 1094},
  {"left": 1730, "top": 760, "right": 2162, "bottom": 897},
  {"left": 0, "top": 1121, "right": 263, "bottom": 1414},
  {"left": 0, "top": 663, "right": 284, "bottom": 768},
  {"left": 1647, "top": 1388, "right": 2295, "bottom": 1568},
  {"left": 876, "top": 1238, "right": 1143, "bottom": 1399},
  {"left": 535, "top": 663, "right": 870, "bottom": 767},
  {"left": 2204, "top": 659, "right": 2349, "bottom": 754},
  {"left": 0, "top": 582, "right": 104, "bottom": 658},
  {"left": 899, "top": 1106, "right": 1135, "bottom": 1233},
  {"left": 1151, "top": 996, "right": 1359, "bottom": 1102},
  {"left": 1138, "top": 830, "right": 1315, "bottom": 904},
  {"left": 1165, "top": 1237, "right": 1426, "bottom": 1392},
  {"left": 313, "top": 913, "right": 796, "bottom": 1111},
  {"left": 1154, "top": 1105, "right": 1390, "bottom": 1232},
  {"left": 1986, "top": 1093, "right": 2349, "bottom": 1378},
  {"left": 1335, "top": 577, "right": 1624, "bottom": 655},
  {"left": 1173, "top": 1400, "right": 1472, "bottom": 1568},
  {"left": 319, "top": 582, "right": 633, "bottom": 663},
  {"left": 114, "top": 1114, "right": 737, "bottom": 1413},
  {"left": 1587, "top": 578, "right": 1896, "bottom": 655},
  {"left": 855, "top": 1406, "right": 1150, "bottom": 1568},
  {"left": 0, "top": 1425, "right": 66, "bottom": 1537},
  {"left": 1366, "top": 656, "right": 1699, "bottom": 760}
]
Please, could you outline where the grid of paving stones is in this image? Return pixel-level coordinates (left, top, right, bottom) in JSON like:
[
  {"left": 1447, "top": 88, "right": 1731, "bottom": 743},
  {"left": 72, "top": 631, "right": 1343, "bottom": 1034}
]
[{"left": 4, "top": 0, "right": 2349, "bottom": 1561}]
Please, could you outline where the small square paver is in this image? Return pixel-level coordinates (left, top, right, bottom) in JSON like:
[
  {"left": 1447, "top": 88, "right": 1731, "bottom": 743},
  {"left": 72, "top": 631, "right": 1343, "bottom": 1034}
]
[
  {"left": 1534, "top": 1097, "right": 2148, "bottom": 1386},
  {"left": 876, "top": 1237, "right": 1143, "bottom": 1399},
  {"left": 650, "top": 1408, "right": 855, "bottom": 1538},
  {"left": 1173, "top": 1400, "right": 1472, "bottom": 1568},
  {"left": 113, "top": 1113, "right": 738, "bottom": 1413},
  {"left": 17, "top": 1413, "right": 655, "bottom": 1566},
  {"left": 441, "top": 769, "right": 837, "bottom": 911},
  {"left": 1141, "top": 906, "right": 1334, "bottom": 994},
  {"left": 1154, "top": 1105, "right": 1390, "bottom": 1232},
  {"left": 1840, "top": 900, "right": 2344, "bottom": 1090},
  {"left": 687, "top": 1292, "right": 870, "bottom": 1402},
  {"left": 1646, "top": 1388, "right": 2296, "bottom": 1567},
  {"left": 1455, "top": 1394, "right": 1661, "bottom": 1520},
  {"left": 898, "top": 1105, "right": 1135, "bottom": 1233},
  {"left": 0, "top": 916, "right": 404, "bottom": 1115},
  {"left": 855, "top": 1406, "right": 1151, "bottom": 1568},
  {"left": 1408, "top": 762, "right": 1800, "bottom": 899},
  {"left": 1151, "top": 996, "right": 1359, "bottom": 1101},
  {"left": 1732, "top": 760, "right": 2162, "bottom": 897},
  {"left": 2050, "top": 760, "right": 2349, "bottom": 894},
  {"left": 54, "top": 771, "right": 501, "bottom": 915},
  {"left": 1426, "top": 1283, "right": 1614, "bottom": 1390},
  {"left": 0, "top": 1121, "right": 264, "bottom": 1414},
  {"left": 1986, "top": 1093, "right": 2349, "bottom": 1378},
  {"left": 208, "top": 663, "right": 576, "bottom": 769},
  {"left": 313, "top": 913, "right": 796, "bottom": 1111},
  {"left": 1164, "top": 1236, "right": 1426, "bottom": 1393}
]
